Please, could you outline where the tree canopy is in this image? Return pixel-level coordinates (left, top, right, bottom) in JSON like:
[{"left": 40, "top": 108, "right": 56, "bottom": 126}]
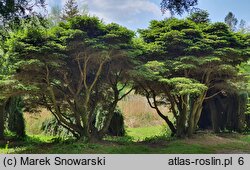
[
  {"left": 0, "top": 0, "right": 45, "bottom": 24},
  {"left": 4, "top": 15, "right": 135, "bottom": 139},
  {"left": 1, "top": 4, "right": 250, "bottom": 141},
  {"left": 136, "top": 16, "right": 250, "bottom": 136}
]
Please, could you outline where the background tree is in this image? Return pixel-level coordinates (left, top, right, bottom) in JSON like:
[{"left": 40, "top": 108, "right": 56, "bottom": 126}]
[
  {"left": 48, "top": 5, "right": 62, "bottom": 26},
  {"left": 161, "top": 0, "right": 198, "bottom": 15},
  {"left": 238, "top": 19, "right": 250, "bottom": 33},
  {"left": 224, "top": 12, "right": 238, "bottom": 31},
  {"left": 187, "top": 10, "right": 210, "bottom": 23},
  {"left": 0, "top": 0, "right": 45, "bottom": 25},
  {"left": 0, "top": 14, "right": 48, "bottom": 140},
  {"left": 62, "top": 0, "right": 80, "bottom": 20},
  {"left": 48, "top": 1, "right": 88, "bottom": 26}
]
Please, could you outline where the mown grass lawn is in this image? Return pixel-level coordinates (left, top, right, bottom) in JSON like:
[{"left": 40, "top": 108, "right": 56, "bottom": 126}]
[{"left": 1, "top": 126, "right": 250, "bottom": 154}]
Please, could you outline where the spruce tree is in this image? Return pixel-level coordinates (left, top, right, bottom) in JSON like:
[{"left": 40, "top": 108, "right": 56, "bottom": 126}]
[{"left": 62, "top": 0, "right": 80, "bottom": 20}]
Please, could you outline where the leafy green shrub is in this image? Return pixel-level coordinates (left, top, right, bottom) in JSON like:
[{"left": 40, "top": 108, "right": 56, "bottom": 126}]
[
  {"left": 41, "top": 117, "right": 72, "bottom": 138},
  {"left": 95, "top": 107, "right": 125, "bottom": 136}
]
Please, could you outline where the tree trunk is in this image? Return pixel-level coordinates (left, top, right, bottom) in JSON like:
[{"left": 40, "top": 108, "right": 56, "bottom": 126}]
[
  {"left": 97, "top": 102, "right": 117, "bottom": 138},
  {"left": 187, "top": 94, "right": 205, "bottom": 137},
  {"left": 176, "top": 96, "right": 188, "bottom": 137},
  {"left": 187, "top": 103, "right": 203, "bottom": 137},
  {"left": 187, "top": 114, "right": 195, "bottom": 137},
  {"left": 237, "top": 92, "right": 248, "bottom": 132},
  {"left": 164, "top": 116, "right": 177, "bottom": 135},
  {"left": 194, "top": 105, "right": 203, "bottom": 129},
  {"left": 209, "top": 100, "right": 220, "bottom": 133},
  {"left": 188, "top": 100, "right": 199, "bottom": 137},
  {"left": 97, "top": 89, "right": 119, "bottom": 138},
  {"left": 155, "top": 107, "right": 176, "bottom": 135},
  {"left": 80, "top": 112, "right": 90, "bottom": 139},
  {"left": 151, "top": 92, "right": 176, "bottom": 135},
  {"left": 176, "top": 111, "right": 187, "bottom": 137}
]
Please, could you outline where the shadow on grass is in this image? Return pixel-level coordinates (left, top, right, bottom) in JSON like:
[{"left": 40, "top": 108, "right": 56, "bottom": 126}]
[
  {"left": 0, "top": 133, "right": 171, "bottom": 154},
  {"left": 0, "top": 135, "right": 76, "bottom": 154}
]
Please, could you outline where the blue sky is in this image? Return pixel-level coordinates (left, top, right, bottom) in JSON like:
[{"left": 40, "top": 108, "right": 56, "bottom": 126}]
[{"left": 46, "top": 0, "right": 250, "bottom": 30}]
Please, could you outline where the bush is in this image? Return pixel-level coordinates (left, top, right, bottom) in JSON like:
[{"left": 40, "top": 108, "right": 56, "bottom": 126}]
[
  {"left": 41, "top": 117, "right": 72, "bottom": 138},
  {"left": 95, "top": 107, "right": 125, "bottom": 136},
  {"left": 108, "top": 109, "right": 125, "bottom": 136}
]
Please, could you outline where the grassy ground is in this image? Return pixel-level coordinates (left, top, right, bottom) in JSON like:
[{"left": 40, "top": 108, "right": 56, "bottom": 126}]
[
  {"left": 1, "top": 126, "right": 250, "bottom": 154},
  {"left": 3, "top": 94, "right": 250, "bottom": 154}
]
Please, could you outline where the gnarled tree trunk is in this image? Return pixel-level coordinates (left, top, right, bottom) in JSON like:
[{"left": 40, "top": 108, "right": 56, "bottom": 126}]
[
  {"left": 188, "top": 93, "right": 205, "bottom": 137},
  {"left": 176, "top": 95, "right": 188, "bottom": 137}
]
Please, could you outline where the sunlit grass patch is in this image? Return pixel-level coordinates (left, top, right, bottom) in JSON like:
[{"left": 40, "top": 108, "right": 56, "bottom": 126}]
[{"left": 126, "top": 125, "right": 169, "bottom": 141}]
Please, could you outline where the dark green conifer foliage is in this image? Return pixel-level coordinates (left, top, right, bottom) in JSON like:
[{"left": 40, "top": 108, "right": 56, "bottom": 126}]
[
  {"left": 108, "top": 110, "right": 125, "bottom": 136},
  {"left": 5, "top": 15, "right": 134, "bottom": 140},
  {"left": 6, "top": 97, "right": 25, "bottom": 137},
  {"left": 136, "top": 16, "right": 250, "bottom": 137}
]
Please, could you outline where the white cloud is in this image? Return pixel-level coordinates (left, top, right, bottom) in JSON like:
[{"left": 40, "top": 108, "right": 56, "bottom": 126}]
[
  {"left": 88, "top": 0, "right": 163, "bottom": 20},
  {"left": 46, "top": 0, "right": 171, "bottom": 30},
  {"left": 86, "top": 0, "right": 171, "bottom": 29},
  {"left": 89, "top": 0, "right": 161, "bottom": 16}
]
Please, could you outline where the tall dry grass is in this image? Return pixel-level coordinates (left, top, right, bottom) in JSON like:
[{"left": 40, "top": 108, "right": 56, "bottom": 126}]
[
  {"left": 24, "top": 108, "right": 53, "bottom": 135},
  {"left": 118, "top": 94, "right": 170, "bottom": 128},
  {"left": 23, "top": 94, "right": 171, "bottom": 135}
]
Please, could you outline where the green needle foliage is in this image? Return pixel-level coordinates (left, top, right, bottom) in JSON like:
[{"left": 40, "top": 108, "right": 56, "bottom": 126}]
[
  {"left": 4, "top": 15, "right": 135, "bottom": 140},
  {"left": 135, "top": 13, "right": 250, "bottom": 137},
  {"left": 1, "top": 5, "right": 250, "bottom": 143}
]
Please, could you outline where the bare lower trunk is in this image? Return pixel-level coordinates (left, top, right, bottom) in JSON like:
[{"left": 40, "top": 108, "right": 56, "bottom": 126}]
[
  {"left": 194, "top": 106, "right": 203, "bottom": 129},
  {"left": 188, "top": 96, "right": 203, "bottom": 137},
  {"left": 80, "top": 110, "right": 90, "bottom": 140},
  {"left": 209, "top": 100, "right": 220, "bottom": 133},
  {"left": 96, "top": 85, "right": 131, "bottom": 139},
  {"left": 154, "top": 107, "right": 176, "bottom": 135},
  {"left": 164, "top": 116, "right": 177, "bottom": 135},
  {"left": 176, "top": 95, "right": 188, "bottom": 137},
  {"left": 176, "top": 110, "right": 187, "bottom": 137}
]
